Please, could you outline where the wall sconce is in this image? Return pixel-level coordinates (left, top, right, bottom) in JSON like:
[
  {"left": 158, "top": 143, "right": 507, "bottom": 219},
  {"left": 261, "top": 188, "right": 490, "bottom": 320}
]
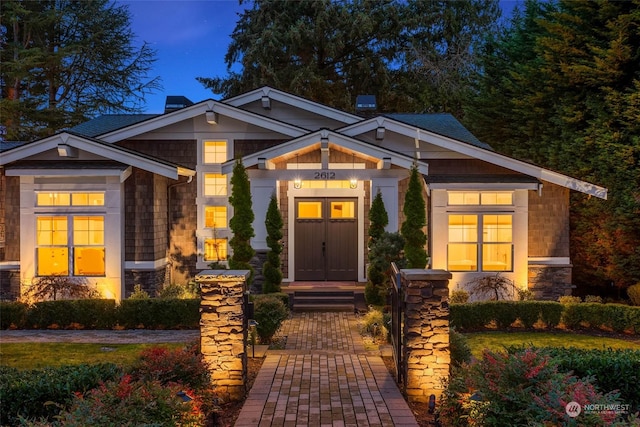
[
  {"left": 57, "top": 143, "right": 78, "bottom": 158},
  {"left": 293, "top": 154, "right": 301, "bottom": 188},
  {"left": 375, "top": 126, "right": 385, "bottom": 140},
  {"left": 205, "top": 110, "right": 217, "bottom": 125},
  {"left": 258, "top": 158, "right": 266, "bottom": 170},
  {"left": 261, "top": 96, "right": 271, "bottom": 110},
  {"left": 349, "top": 179, "right": 357, "bottom": 189}
]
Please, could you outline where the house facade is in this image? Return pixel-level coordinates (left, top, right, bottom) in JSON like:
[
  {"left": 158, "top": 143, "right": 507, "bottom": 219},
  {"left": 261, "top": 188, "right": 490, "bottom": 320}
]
[{"left": 0, "top": 87, "right": 607, "bottom": 301}]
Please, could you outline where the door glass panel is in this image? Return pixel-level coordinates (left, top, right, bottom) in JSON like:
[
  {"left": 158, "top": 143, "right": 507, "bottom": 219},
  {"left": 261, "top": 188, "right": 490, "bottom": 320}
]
[
  {"left": 298, "top": 201, "right": 322, "bottom": 219},
  {"left": 330, "top": 201, "right": 355, "bottom": 218}
]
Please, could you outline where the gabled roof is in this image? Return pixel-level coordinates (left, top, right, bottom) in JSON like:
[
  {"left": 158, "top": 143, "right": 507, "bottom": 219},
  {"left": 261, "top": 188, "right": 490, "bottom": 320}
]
[
  {"left": 386, "top": 113, "right": 492, "bottom": 150},
  {"left": 224, "top": 86, "right": 362, "bottom": 125},
  {"left": 340, "top": 117, "right": 607, "bottom": 199},
  {"left": 69, "top": 114, "right": 159, "bottom": 138},
  {"left": 223, "top": 128, "right": 429, "bottom": 175},
  {"left": 0, "top": 132, "right": 195, "bottom": 180}
]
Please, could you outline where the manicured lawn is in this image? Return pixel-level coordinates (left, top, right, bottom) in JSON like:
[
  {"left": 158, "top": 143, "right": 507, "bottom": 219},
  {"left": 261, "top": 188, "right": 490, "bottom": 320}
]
[
  {"left": 0, "top": 343, "right": 185, "bottom": 370},
  {"left": 463, "top": 331, "right": 640, "bottom": 358}
]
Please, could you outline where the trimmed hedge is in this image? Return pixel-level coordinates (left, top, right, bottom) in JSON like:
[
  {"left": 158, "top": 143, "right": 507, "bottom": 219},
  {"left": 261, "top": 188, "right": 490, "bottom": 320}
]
[
  {"left": 1, "top": 298, "right": 201, "bottom": 330},
  {"left": 116, "top": 298, "right": 200, "bottom": 329},
  {"left": 451, "top": 301, "right": 640, "bottom": 333}
]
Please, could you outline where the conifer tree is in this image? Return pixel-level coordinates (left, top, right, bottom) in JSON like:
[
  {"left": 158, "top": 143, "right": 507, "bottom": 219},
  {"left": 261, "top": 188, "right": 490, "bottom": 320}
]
[
  {"left": 401, "top": 164, "right": 428, "bottom": 268},
  {"left": 228, "top": 160, "right": 255, "bottom": 282},
  {"left": 368, "top": 190, "right": 389, "bottom": 248},
  {"left": 263, "top": 193, "right": 283, "bottom": 293}
]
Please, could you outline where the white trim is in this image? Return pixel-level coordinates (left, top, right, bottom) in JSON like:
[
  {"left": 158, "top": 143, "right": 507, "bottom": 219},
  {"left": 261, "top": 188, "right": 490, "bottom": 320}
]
[
  {"left": 0, "top": 262, "right": 20, "bottom": 270},
  {"left": 124, "top": 258, "right": 169, "bottom": 270},
  {"left": 99, "top": 101, "right": 308, "bottom": 142},
  {"left": 225, "top": 86, "right": 362, "bottom": 125},
  {"left": 341, "top": 117, "right": 607, "bottom": 199}
]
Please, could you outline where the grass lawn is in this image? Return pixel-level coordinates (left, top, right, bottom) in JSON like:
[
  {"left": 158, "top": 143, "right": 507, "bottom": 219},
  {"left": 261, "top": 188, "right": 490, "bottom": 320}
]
[
  {"left": 0, "top": 343, "right": 185, "bottom": 370},
  {"left": 463, "top": 330, "right": 640, "bottom": 358}
]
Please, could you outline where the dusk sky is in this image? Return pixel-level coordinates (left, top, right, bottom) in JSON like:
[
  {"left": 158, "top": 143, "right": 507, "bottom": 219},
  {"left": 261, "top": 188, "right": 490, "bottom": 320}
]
[{"left": 122, "top": 0, "right": 522, "bottom": 114}]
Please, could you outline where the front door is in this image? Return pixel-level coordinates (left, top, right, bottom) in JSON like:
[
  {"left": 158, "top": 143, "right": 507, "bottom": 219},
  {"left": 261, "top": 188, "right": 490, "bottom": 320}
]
[{"left": 294, "top": 198, "right": 358, "bottom": 281}]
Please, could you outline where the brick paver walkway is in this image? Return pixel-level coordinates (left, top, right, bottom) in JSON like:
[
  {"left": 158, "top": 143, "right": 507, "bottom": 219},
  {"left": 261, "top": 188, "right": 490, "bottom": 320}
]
[{"left": 235, "top": 312, "right": 419, "bottom": 427}]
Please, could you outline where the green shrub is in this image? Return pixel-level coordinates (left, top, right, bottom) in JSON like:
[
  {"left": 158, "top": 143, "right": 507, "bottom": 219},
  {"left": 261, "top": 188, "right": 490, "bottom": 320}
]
[
  {"left": 116, "top": 298, "right": 199, "bottom": 329},
  {"left": 156, "top": 283, "right": 199, "bottom": 299},
  {"left": 253, "top": 295, "right": 289, "bottom": 343},
  {"left": 128, "top": 284, "right": 150, "bottom": 299},
  {"left": 558, "top": 295, "right": 582, "bottom": 304},
  {"left": 0, "top": 363, "right": 121, "bottom": 425},
  {"left": 0, "top": 301, "right": 28, "bottom": 329},
  {"left": 515, "top": 301, "right": 541, "bottom": 328},
  {"left": 449, "top": 327, "right": 472, "bottom": 367},
  {"left": 516, "top": 288, "right": 535, "bottom": 301},
  {"left": 561, "top": 303, "right": 584, "bottom": 329},
  {"left": 25, "top": 299, "right": 117, "bottom": 329},
  {"left": 487, "top": 301, "right": 518, "bottom": 328},
  {"left": 538, "top": 301, "right": 563, "bottom": 328},
  {"left": 53, "top": 375, "right": 205, "bottom": 427},
  {"left": 449, "top": 289, "right": 469, "bottom": 304},
  {"left": 439, "top": 348, "right": 627, "bottom": 426},
  {"left": 507, "top": 346, "right": 640, "bottom": 413},
  {"left": 628, "top": 283, "right": 640, "bottom": 306},
  {"left": 251, "top": 292, "right": 289, "bottom": 308},
  {"left": 450, "top": 303, "right": 487, "bottom": 331},
  {"left": 360, "top": 308, "right": 388, "bottom": 341}
]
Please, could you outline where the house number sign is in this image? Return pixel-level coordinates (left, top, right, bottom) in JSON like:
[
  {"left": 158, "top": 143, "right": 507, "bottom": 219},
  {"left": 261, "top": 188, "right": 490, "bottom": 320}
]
[{"left": 313, "top": 171, "right": 336, "bottom": 179}]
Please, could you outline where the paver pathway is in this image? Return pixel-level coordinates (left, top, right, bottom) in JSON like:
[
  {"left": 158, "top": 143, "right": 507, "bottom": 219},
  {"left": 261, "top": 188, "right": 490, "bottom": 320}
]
[{"left": 235, "top": 312, "right": 419, "bottom": 427}]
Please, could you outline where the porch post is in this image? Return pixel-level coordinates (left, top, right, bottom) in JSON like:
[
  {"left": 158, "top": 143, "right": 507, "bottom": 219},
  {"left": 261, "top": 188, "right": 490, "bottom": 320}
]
[
  {"left": 195, "top": 270, "right": 249, "bottom": 401},
  {"left": 401, "top": 268, "right": 451, "bottom": 403}
]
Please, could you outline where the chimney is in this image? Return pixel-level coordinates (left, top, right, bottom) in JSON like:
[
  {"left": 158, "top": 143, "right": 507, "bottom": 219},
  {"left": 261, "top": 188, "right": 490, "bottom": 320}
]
[
  {"left": 164, "top": 96, "right": 194, "bottom": 113},
  {"left": 355, "top": 95, "right": 377, "bottom": 116}
]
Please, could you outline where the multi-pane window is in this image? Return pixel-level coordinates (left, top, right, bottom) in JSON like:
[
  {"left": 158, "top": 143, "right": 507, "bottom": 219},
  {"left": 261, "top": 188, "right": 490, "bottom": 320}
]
[
  {"left": 203, "top": 141, "right": 227, "bottom": 164},
  {"left": 447, "top": 214, "right": 513, "bottom": 272},
  {"left": 204, "top": 174, "right": 227, "bottom": 196},
  {"left": 205, "top": 206, "right": 227, "bottom": 228},
  {"left": 36, "top": 216, "right": 105, "bottom": 276},
  {"left": 36, "top": 192, "right": 105, "bottom": 206},
  {"left": 204, "top": 238, "right": 227, "bottom": 261},
  {"left": 446, "top": 191, "right": 514, "bottom": 272}
]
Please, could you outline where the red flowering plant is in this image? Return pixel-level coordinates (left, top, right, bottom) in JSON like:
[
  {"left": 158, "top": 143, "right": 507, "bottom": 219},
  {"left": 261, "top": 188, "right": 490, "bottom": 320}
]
[
  {"left": 54, "top": 374, "right": 205, "bottom": 426},
  {"left": 439, "top": 348, "right": 633, "bottom": 426}
]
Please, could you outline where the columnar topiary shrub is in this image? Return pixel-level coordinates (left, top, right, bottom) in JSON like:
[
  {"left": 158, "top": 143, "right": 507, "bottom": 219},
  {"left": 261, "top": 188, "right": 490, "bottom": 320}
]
[
  {"left": 262, "top": 193, "right": 283, "bottom": 293},
  {"left": 365, "top": 231, "right": 405, "bottom": 306},
  {"left": 228, "top": 159, "right": 255, "bottom": 282},
  {"left": 368, "top": 190, "right": 388, "bottom": 247},
  {"left": 401, "top": 164, "right": 427, "bottom": 268}
]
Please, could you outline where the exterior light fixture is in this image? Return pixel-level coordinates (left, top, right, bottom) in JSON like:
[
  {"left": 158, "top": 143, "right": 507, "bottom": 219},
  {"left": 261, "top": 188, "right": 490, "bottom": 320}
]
[
  {"left": 375, "top": 126, "right": 385, "bottom": 140},
  {"left": 349, "top": 179, "right": 357, "bottom": 189},
  {"left": 293, "top": 154, "right": 301, "bottom": 189},
  {"left": 261, "top": 96, "right": 271, "bottom": 109},
  {"left": 205, "top": 110, "right": 217, "bottom": 125}
]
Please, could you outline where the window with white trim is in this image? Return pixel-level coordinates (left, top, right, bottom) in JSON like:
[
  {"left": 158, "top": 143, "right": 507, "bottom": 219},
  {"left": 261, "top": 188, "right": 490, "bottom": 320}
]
[
  {"left": 204, "top": 206, "right": 227, "bottom": 229},
  {"left": 447, "top": 191, "right": 514, "bottom": 272},
  {"left": 203, "top": 140, "right": 227, "bottom": 164},
  {"left": 37, "top": 215, "right": 105, "bottom": 276},
  {"left": 204, "top": 173, "right": 227, "bottom": 196},
  {"left": 204, "top": 238, "right": 227, "bottom": 261}
]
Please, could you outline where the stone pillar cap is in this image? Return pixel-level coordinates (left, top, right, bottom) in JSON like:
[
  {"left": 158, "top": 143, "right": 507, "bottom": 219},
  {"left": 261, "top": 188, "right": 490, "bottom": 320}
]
[
  {"left": 195, "top": 270, "right": 250, "bottom": 281},
  {"left": 400, "top": 269, "right": 452, "bottom": 281}
]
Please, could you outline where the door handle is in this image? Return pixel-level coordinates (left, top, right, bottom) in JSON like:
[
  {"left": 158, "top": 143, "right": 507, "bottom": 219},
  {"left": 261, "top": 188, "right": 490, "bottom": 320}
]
[{"left": 322, "top": 241, "right": 325, "bottom": 256}]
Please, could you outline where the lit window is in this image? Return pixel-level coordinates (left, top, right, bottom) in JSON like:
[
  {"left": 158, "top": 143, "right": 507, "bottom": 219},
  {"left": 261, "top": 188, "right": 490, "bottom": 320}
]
[
  {"left": 205, "top": 206, "right": 227, "bottom": 228},
  {"left": 448, "top": 191, "right": 513, "bottom": 206},
  {"left": 330, "top": 201, "right": 355, "bottom": 218},
  {"left": 204, "top": 174, "right": 227, "bottom": 196},
  {"left": 37, "top": 192, "right": 105, "bottom": 206},
  {"left": 297, "top": 201, "right": 322, "bottom": 219},
  {"left": 204, "top": 238, "right": 227, "bottom": 261},
  {"left": 203, "top": 141, "right": 227, "bottom": 164},
  {"left": 447, "top": 214, "right": 513, "bottom": 272},
  {"left": 36, "top": 216, "right": 105, "bottom": 276}
]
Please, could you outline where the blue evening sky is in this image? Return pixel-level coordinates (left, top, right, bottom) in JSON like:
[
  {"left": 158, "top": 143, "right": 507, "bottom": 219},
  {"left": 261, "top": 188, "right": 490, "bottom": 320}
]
[{"left": 122, "top": 0, "right": 522, "bottom": 114}]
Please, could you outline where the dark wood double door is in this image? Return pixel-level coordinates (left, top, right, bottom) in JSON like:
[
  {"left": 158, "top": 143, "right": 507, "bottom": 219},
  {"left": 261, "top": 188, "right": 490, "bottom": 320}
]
[{"left": 294, "top": 198, "right": 358, "bottom": 281}]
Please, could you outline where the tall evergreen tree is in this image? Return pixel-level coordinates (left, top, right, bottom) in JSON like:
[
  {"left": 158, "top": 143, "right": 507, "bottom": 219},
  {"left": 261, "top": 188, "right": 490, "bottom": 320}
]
[
  {"left": 228, "top": 160, "right": 255, "bottom": 282},
  {"left": 401, "top": 165, "right": 428, "bottom": 268},
  {"left": 263, "top": 193, "right": 283, "bottom": 293},
  {"left": 198, "top": 0, "right": 500, "bottom": 114},
  {"left": 368, "top": 190, "right": 389, "bottom": 248},
  {"left": 1, "top": 0, "right": 160, "bottom": 141},
  {"left": 464, "top": 0, "right": 640, "bottom": 289}
]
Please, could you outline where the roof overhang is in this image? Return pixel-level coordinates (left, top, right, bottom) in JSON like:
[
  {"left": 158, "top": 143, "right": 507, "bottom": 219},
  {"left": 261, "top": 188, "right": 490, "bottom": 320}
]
[
  {"left": 222, "top": 129, "right": 428, "bottom": 175},
  {"left": 98, "top": 100, "right": 309, "bottom": 142},
  {"left": 341, "top": 117, "right": 607, "bottom": 199},
  {"left": 0, "top": 133, "right": 195, "bottom": 180}
]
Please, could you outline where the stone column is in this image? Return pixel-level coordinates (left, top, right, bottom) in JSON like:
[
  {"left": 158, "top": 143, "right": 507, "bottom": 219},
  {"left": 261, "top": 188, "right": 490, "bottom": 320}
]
[
  {"left": 402, "top": 269, "right": 451, "bottom": 403},
  {"left": 195, "top": 270, "right": 249, "bottom": 401}
]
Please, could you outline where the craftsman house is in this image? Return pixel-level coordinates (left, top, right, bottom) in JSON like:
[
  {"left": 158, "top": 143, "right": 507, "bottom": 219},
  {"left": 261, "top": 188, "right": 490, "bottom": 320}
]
[{"left": 0, "top": 87, "right": 607, "bottom": 301}]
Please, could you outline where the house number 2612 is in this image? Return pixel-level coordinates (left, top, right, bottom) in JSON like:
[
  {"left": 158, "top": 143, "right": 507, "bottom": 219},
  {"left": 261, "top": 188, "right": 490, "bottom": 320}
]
[{"left": 313, "top": 171, "right": 336, "bottom": 179}]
